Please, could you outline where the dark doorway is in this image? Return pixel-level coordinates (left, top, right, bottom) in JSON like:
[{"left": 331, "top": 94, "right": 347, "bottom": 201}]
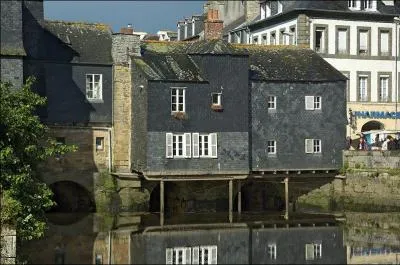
[{"left": 361, "top": 120, "right": 384, "bottom": 132}]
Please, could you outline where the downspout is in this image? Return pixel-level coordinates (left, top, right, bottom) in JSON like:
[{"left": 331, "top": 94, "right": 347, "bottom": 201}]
[
  {"left": 110, "top": 62, "right": 114, "bottom": 173},
  {"left": 108, "top": 128, "right": 112, "bottom": 172}
]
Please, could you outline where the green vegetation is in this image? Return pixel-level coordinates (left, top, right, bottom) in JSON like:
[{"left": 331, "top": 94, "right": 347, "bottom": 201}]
[
  {"left": 0, "top": 78, "right": 76, "bottom": 241},
  {"left": 94, "top": 171, "right": 118, "bottom": 230}
]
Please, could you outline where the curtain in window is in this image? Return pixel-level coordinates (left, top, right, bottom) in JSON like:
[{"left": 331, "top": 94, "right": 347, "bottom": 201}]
[
  {"left": 359, "top": 31, "right": 368, "bottom": 51},
  {"left": 338, "top": 29, "right": 347, "bottom": 52},
  {"left": 380, "top": 32, "right": 389, "bottom": 54}
]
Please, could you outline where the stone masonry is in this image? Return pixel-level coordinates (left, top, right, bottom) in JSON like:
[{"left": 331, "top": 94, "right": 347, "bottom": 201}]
[
  {"left": 297, "top": 14, "right": 310, "bottom": 46},
  {"left": 111, "top": 33, "right": 140, "bottom": 172}
]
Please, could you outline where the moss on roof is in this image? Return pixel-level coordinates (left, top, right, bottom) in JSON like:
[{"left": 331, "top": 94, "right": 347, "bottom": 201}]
[
  {"left": 45, "top": 20, "right": 111, "bottom": 32},
  {"left": 0, "top": 47, "right": 26, "bottom": 56}
]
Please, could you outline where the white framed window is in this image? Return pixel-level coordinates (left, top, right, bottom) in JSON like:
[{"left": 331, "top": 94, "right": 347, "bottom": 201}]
[
  {"left": 193, "top": 133, "right": 217, "bottom": 158},
  {"left": 262, "top": 35, "right": 267, "bottom": 44},
  {"left": 305, "top": 139, "right": 322, "bottom": 154},
  {"left": 379, "top": 30, "right": 390, "bottom": 55},
  {"left": 289, "top": 27, "right": 296, "bottom": 45},
  {"left": 358, "top": 75, "right": 368, "bottom": 101},
  {"left": 192, "top": 246, "right": 217, "bottom": 265},
  {"left": 166, "top": 133, "right": 191, "bottom": 158},
  {"left": 86, "top": 74, "right": 102, "bottom": 101},
  {"left": 363, "top": 0, "right": 376, "bottom": 10},
  {"left": 315, "top": 27, "right": 326, "bottom": 53},
  {"left": 267, "top": 141, "right": 276, "bottom": 154},
  {"left": 305, "top": 96, "right": 321, "bottom": 110},
  {"left": 305, "top": 243, "right": 322, "bottom": 260},
  {"left": 348, "top": 0, "right": 360, "bottom": 9},
  {"left": 379, "top": 75, "right": 389, "bottom": 102},
  {"left": 95, "top": 137, "right": 104, "bottom": 151},
  {"left": 267, "top": 244, "right": 277, "bottom": 260},
  {"left": 171, "top": 87, "right": 186, "bottom": 113},
  {"left": 358, "top": 30, "right": 369, "bottom": 55},
  {"left": 267, "top": 96, "right": 276, "bottom": 110},
  {"left": 166, "top": 247, "right": 192, "bottom": 265},
  {"left": 260, "top": 1, "right": 271, "bottom": 19},
  {"left": 253, "top": 36, "right": 259, "bottom": 44},
  {"left": 270, "top": 32, "right": 276, "bottom": 45},
  {"left": 277, "top": 1, "right": 283, "bottom": 13},
  {"left": 337, "top": 28, "right": 348, "bottom": 54},
  {"left": 211, "top": 93, "right": 222, "bottom": 106}
]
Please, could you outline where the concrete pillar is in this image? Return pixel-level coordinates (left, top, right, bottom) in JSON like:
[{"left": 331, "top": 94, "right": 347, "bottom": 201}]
[
  {"left": 284, "top": 177, "right": 289, "bottom": 220},
  {"left": 237, "top": 180, "right": 242, "bottom": 214},
  {"left": 160, "top": 180, "right": 164, "bottom": 226},
  {"left": 229, "top": 180, "right": 233, "bottom": 223}
]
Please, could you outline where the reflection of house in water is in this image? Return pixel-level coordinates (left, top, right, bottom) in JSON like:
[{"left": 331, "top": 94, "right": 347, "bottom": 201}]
[{"left": 21, "top": 212, "right": 347, "bottom": 264}]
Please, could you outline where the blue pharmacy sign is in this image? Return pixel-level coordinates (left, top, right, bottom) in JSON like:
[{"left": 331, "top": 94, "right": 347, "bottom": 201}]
[{"left": 353, "top": 111, "right": 400, "bottom": 119}]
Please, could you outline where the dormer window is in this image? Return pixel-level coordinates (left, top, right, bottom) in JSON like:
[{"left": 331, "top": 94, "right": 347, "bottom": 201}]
[
  {"left": 348, "top": 0, "right": 361, "bottom": 10},
  {"left": 260, "top": 1, "right": 271, "bottom": 19},
  {"left": 363, "top": 0, "right": 377, "bottom": 10},
  {"left": 277, "top": 1, "right": 283, "bottom": 13}
]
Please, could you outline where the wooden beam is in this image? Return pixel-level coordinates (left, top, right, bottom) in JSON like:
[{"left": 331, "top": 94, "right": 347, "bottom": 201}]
[
  {"left": 160, "top": 180, "right": 164, "bottom": 226},
  {"left": 237, "top": 180, "right": 242, "bottom": 214},
  {"left": 229, "top": 180, "right": 233, "bottom": 223},
  {"left": 284, "top": 177, "right": 289, "bottom": 220}
]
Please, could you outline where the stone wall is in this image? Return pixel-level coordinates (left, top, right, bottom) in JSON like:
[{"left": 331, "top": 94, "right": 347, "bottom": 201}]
[
  {"left": 0, "top": 225, "right": 16, "bottom": 265},
  {"left": 344, "top": 150, "right": 400, "bottom": 169},
  {"left": 0, "top": 58, "right": 23, "bottom": 88},
  {"left": 297, "top": 14, "right": 310, "bottom": 46}
]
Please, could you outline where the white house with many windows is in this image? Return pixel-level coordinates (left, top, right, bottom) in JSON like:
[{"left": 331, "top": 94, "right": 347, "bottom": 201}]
[{"left": 228, "top": 0, "right": 400, "bottom": 137}]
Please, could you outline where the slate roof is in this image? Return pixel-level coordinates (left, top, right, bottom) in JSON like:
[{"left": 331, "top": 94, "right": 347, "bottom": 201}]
[
  {"left": 134, "top": 52, "right": 205, "bottom": 82},
  {"left": 43, "top": 20, "right": 113, "bottom": 64},
  {"left": 141, "top": 39, "right": 244, "bottom": 55},
  {"left": 232, "top": 44, "right": 347, "bottom": 82},
  {"left": 247, "top": 0, "right": 400, "bottom": 29}
]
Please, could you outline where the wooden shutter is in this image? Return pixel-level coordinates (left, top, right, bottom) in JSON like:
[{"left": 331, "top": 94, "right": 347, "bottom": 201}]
[
  {"left": 166, "top": 133, "right": 173, "bottom": 158},
  {"left": 166, "top": 248, "right": 173, "bottom": 264},
  {"left": 305, "top": 244, "right": 314, "bottom": 260},
  {"left": 210, "top": 246, "right": 218, "bottom": 264},
  {"left": 305, "top": 139, "right": 313, "bottom": 153},
  {"left": 305, "top": 96, "right": 314, "bottom": 110},
  {"left": 192, "top": 247, "right": 199, "bottom": 264},
  {"left": 192, "top": 133, "right": 199, "bottom": 158},
  {"left": 184, "top": 133, "right": 191, "bottom": 158},
  {"left": 210, "top": 133, "right": 218, "bottom": 158},
  {"left": 185, "top": 247, "right": 191, "bottom": 265}
]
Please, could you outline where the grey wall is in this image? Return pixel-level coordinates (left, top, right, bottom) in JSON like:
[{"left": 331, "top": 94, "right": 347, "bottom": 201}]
[
  {"left": 43, "top": 64, "right": 112, "bottom": 124},
  {"left": 0, "top": 58, "right": 23, "bottom": 87},
  {"left": 252, "top": 227, "right": 346, "bottom": 264},
  {"left": 131, "top": 228, "right": 249, "bottom": 264},
  {"left": 1, "top": 0, "right": 24, "bottom": 55},
  {"left": 22, "top": 0, "right": 44, "bottom": 59},
  {"left": 130, "top": 226, "right": 346, "bottom": 264},
  {"left": 146, "top": 131, "right": 248, "bottom": 175},
  {"left": 251, "top": 81, "right": 347, "bottom": 171}
]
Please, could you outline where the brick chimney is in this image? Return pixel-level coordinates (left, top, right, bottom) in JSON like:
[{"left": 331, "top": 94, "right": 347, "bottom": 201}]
[
  {"left": 120, "top": 24, "right": 133, "bottom": 34},
  {"left": 204, "top": 9, "right": 223, "bottom": 40}
]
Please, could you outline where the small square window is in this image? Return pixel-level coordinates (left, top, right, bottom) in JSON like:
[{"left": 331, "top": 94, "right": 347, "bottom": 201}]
[
  {"left": 267, "top": 140, "right": 276, "bottom": 154},
  {"left": 96, "top": 137, "right": 104, "bottom": 151},
  {"left": 305, "top": 96, "right": 322, "bottom": 110},
  {"left": 268, "top": 96, "right": 276, "bottom": 110},
  {"left": 212, "top": 93, "right": 222, "bottom": 106},
  {"left": 86, "top": 74, "right": 103, "bottom": 101}
]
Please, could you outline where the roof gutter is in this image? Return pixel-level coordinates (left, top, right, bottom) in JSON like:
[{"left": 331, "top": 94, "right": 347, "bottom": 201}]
[{"left": 139, "top": 174, "right": 248, "bottom": 182}]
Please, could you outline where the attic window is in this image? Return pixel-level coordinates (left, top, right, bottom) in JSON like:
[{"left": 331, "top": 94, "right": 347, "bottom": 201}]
[{"left": 58, "top": 34, "right": 71, "bottom": 45}]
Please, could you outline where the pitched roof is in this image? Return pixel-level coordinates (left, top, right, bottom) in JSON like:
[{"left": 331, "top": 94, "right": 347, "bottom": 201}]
[
  {"left": 232, "top": 44, "right": 347, "bottom": 82},
  {"left": 141, "top": 39, "right": 244, "bottom": 55},
  {"left": 43, "top": 20, "right": 113, "bottom": 64},
  {"left": 134, "top": 52, "right": 205, "bottom": 82}
]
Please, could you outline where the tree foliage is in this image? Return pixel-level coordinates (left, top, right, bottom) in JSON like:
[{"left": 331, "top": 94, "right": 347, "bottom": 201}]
[{"left": 0, "top": 78, "right": 76, "bottom": 241}]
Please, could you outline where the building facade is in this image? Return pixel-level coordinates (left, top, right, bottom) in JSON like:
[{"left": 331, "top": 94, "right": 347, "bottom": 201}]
[{"left": 227, "top": 0, "right": 400, "bottom": 138}]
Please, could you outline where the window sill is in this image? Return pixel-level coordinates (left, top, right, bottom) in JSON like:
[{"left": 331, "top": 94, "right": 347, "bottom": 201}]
[
  {"left": 87, "top": 99, "right": 104, "bottom": 104},
  {"left": 211, "top": 104, "right": 224, "bottom": 112},
  {"left": 171, "top": 111, "right": 187, "bottom": 120}
]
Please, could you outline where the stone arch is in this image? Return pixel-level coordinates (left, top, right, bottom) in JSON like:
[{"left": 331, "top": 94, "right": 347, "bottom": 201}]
[{"left": 361, "top": 120, "right": 384, "bottom": 132}]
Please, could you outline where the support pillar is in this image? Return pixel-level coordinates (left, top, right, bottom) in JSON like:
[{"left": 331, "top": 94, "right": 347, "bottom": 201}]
[
  {"left": 229, "top": 179, "right": 233, "bottom": 223},
  {"left": 284, "top": 177, "right": 289, "bottom": 220},
  {"left": 160, "top": 180, "right": 164, "bottom": 226},
  {"left": 237, "top": 180, "right": 242, "bottom": 214}
]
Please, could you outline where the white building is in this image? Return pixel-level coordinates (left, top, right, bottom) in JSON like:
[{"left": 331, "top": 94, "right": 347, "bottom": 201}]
[{"left": 228, "top": 0, "right": 400, "bottom": 137}]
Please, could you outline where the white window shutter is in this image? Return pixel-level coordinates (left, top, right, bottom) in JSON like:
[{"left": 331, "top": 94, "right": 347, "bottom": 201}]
[
  {"left": 305, "top": 139, "right": 313, "bottom": 153},
  {"left": 166, "top": 248, "right": 173, "bottom": 264},
  {"left": 166, "top": 133, "right": 173, "bottom": 158},
  {"left": 305, "top": 244, "right": 314, "bottom": 260},
  {"left": 305, "top": 96, "right": 314, "bottom": 110},
  {"left": 185, "top": 247, "right": 191, "bottom": 265},
  {"left": 192, "top": 133, "right": 199, "bottom": 158},
  {"left": 192, "top": 247, "right": 199, "bottom": 264},
  {"left": 184, "top": 133, "right": 191, "bottom": 158},
  {"left": 210, "top": 246, "right": 218, "bottom": 264},
  {"left": 210, "top": 133, "right": 218, "bottom": 158}
]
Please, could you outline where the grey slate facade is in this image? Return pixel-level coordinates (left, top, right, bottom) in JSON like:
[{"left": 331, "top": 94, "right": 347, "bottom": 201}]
[
  {"left": 131, "top": 225, "right": 346, "bottom": 264},
  {"left": 131, "top": 41, "right": 347, "bottom": 177}
]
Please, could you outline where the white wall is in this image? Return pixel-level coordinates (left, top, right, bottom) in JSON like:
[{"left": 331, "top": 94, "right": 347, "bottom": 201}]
[{"left": 250, "top": 18, "right": 298, "bottom": 44}]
